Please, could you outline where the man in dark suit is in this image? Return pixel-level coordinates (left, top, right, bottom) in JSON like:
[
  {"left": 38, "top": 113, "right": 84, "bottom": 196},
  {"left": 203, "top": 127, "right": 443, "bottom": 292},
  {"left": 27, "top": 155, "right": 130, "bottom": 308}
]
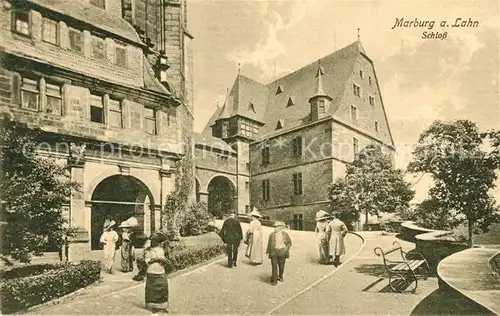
[
  {"left": 266, "top": 222, "right": 292, "bottom": 285},
  {"left": 219, "top": 211, "right": 243, "bottom": 268}
]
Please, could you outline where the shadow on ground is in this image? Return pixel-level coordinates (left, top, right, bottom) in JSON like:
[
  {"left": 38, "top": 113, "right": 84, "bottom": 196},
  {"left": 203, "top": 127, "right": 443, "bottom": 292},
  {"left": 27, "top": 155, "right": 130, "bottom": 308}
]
[
  {"left": 410, "top": 288, "right": 495, "bottom": 315},
  {"left": 354, "top": 264, "right": 387, "bottom": 278}
]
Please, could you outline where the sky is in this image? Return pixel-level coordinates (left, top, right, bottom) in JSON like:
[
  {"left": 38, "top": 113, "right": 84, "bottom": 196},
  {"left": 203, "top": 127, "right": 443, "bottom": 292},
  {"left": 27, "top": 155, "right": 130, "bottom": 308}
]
[{"left": 187, "top": 0, "right": 500, "bottom": 202}]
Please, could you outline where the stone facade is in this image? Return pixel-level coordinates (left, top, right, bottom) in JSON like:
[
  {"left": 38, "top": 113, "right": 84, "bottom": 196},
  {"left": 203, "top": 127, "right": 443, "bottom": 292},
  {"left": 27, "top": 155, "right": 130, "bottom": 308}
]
[{"left": 1, "top": 0, "right": 192, "bottom": 259}]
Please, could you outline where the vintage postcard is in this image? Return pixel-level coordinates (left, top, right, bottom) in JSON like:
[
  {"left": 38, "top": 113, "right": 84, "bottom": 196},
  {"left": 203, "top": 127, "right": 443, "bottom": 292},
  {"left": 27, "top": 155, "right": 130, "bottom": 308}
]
[{"left": 0, "top": 0, "right": 499, "bottom": 315}]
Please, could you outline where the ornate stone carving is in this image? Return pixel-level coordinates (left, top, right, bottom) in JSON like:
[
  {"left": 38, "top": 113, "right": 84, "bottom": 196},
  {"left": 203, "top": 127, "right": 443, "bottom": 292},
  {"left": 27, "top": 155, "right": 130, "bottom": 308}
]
[
  {"left": 68, "top": 142, "right": 86, "bottom": 166},
  {"left": 119, "top": 165, "right": 131, "bottom": 175}
]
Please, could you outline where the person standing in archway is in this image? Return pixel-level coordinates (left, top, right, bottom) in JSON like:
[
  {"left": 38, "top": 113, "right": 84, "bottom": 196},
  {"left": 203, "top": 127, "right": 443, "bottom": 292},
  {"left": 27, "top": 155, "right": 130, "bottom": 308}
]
[
  {"left": 245, "top": 208, "right": 263, "bottom": 265},
  {"left": 100, "top": 219, "right": 119, "bottom": 274},
  {"left": 119, "top": 217, "right": 138, "bottom": 273}
]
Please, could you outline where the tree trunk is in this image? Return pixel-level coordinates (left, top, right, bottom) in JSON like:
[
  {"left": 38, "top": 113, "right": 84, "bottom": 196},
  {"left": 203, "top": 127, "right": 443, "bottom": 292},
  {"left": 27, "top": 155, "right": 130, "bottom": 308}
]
[
  {"left": 365, "top": 210, "right": 369, "bottom": 231},
  {"left": 467, "top": 220, "right": 474, "bottom": 248}
]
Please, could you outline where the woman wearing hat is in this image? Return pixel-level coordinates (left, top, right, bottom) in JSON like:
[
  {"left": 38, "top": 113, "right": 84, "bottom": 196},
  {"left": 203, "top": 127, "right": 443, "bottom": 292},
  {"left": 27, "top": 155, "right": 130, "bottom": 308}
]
[
  {"left": 244, "top": 208, "right": 264, "bottom": 265},
  {"left": 326, "top": 213, "right": 348, "bottom": 267},
  {"left": 100, "top": 219, "right": 119, "bottom": 274},
  {"left": 119, "top": 217, "right": 138, "bottom": 273},
  {"left": 144, "top": 233, "right": 169, "bottom": 313},
  {"left": 315, "top": 210, "right": 330, "bottom": 264}
]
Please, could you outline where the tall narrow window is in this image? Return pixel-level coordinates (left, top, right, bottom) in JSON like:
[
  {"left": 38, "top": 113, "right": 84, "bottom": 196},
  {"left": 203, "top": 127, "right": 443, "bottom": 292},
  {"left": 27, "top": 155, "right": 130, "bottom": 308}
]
[
  {"left": 21, "top": 78, "right": 39, "bottom": 110},
  {"left": 318, "top": 99, "right": 326, "bottom": 114},
  {"left": 369, "top": 95, "right": 375, "bottom": 106},
  {"left": 353, "top": 84, "right": 361, "bottom": 97},
  {"left": 115, "top": 43, "right": 127, "bottom": 66},
  {"left": 144, "top": 107, "right": 156, "bottom": 135},
  {"left": 293, "top": 173, "right": 303, "bottom": 195},
  {"left": 221, "top": 121, "right": 228, "bottom": 138},
  {"left": 350, "top": 105, "right": 358, "bottom": 124},
  {"left": 261, "top": 146, "right": 270, "bottom": 165},
  {"left": 262, "top": 179, "right": 270, "bottom": 201},
  {"left": 12, "top": 11, "right": 29, "bottom": 36},
  {"left": 68, "top": 28, "right": 83, "bottom": 53},
  {"left": 292, "top": 136, "right": 302, "bottom": 157},
  {"left": 42, "top": 18, "right": 58, "bottom": 45},
  {"left": 91, "top": 36, "right": 105, "bottom": 60},
  {"left": 359, "top": 70, "right": 364, "bottom": 78},
  {"left": 45, "top": 83, "right": 62, "bottom": 115},
  {"left": 245, "top": 163, "right": 250, "bottom": 172},
  {"left": 353, "top": 137, "right": 359, "bottom": 157},
  {"left": 375, "top": 121, "right": 379, "bottom": 132},
  {"left": 90, "top": 94, "right": 104, "bottom": 123},
  {"left": 369, "top": 76, "right": 372, "bottom": 85},
  {"left": 109, "top": 99, "right": 122, "bottom": 128}
]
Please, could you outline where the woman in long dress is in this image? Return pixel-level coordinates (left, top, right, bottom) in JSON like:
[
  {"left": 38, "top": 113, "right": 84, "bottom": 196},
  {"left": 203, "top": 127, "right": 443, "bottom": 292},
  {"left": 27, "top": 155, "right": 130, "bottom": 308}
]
[
  {"left": 144, "top": 236, "right": 169, "bottom": 313},
  {"left": 245, "top": 209, "right": 263, "bottom": 264},
  {"left": 315, "top": 210, "right": 330, "bottom": 264},
  {"left": 120, "top": 227, "right": 135, "bottom": 272},
  {"left": 326, "top": 213, "right": 348, "bottom": 267},
  {"left": 100, "top": 220, "right": 119, "bottom": 274}
]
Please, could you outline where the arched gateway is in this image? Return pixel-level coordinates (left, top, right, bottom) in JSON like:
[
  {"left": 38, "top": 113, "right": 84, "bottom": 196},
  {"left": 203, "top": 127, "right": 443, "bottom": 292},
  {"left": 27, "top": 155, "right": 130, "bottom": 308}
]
[
  {"left": 207, "top": 175, "right": 236, "bottom": 217},
  {"left": 89, "top": 175, "right": 154, "bottom": 250}
]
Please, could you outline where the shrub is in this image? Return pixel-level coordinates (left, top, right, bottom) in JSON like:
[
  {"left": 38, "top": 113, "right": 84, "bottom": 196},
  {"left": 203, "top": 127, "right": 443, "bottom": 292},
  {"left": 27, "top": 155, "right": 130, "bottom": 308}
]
[
  {"left": 164, "top": 242, "right": 225, "bottom": 274},
  {"left": 1, "top": 260, "right": 100, "bottom": 314},
  {"left": 0, "top": 263, "right": 66, "bottom": 281},
  {"left": 179, "top": 202, "right": 213, "bottom": 237}
]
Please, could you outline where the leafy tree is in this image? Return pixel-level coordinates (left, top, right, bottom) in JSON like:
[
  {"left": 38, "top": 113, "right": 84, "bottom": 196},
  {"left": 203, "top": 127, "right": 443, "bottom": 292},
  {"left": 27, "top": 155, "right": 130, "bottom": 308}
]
[
  {"left": 0, "top": 116, "right": 78, "bottom": 263},
  {"left": 162, "top": 139, "right": 195, "bottom": 240},
  {"left": 207, "top": 182, "right": 234, "bottom": 219},
  {"left": 179, "top": 202, "right": 212, "bottom": 237},
  {"left": 408, "top": 120, "right": 500, "bottom": 247},
  {"left": 328, "top": 144, "right": 414, "bottom": 230}
]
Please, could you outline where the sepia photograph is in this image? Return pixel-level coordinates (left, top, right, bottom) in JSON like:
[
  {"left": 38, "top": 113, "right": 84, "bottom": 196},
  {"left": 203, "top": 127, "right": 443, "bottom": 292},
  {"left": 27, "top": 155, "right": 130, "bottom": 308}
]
[{"left": 0, "top": 0, "right": 499, "bottom": 314}]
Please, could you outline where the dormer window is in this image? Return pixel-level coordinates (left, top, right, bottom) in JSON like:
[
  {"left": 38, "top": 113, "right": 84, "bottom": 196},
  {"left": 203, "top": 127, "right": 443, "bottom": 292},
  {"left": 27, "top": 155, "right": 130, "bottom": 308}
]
[
  {"left": 90, "top": 0, "right": 106, "bottom": 9},
  {"left": 287, "top": 97, "right": 295, "bottom": 107},
  {"left": 359, "top": 70, "right": 364, "bottom": 78},
  {"left": 369, "top": 76, "right": 372, "bottom": 85},
  {"left": 12, "top": 10, "right": 30, "bottom": 36},
  {"left": 276, "top": 119, "right": 284, "bottom": 130},
  {"left": 276, "top": 85, "right": 284, "bottom": 95},
  {"left": 369, "top": 95, "right": 375, "bottom": 106},
  {"left": 353, "top": 84, "right": 361, "bottom": 97},
  {"left": 350, "top": 105, "right": 358, "bottom": 123},
  {"left": 248, "top": 102, "right": 256, "bottom": 113}
]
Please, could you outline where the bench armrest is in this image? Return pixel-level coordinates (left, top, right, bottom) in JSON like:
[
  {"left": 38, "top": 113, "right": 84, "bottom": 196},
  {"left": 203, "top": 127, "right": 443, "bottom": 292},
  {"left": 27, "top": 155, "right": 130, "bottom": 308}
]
[{"left": 405, "top": 251, "right": 428, "bottom": 263}]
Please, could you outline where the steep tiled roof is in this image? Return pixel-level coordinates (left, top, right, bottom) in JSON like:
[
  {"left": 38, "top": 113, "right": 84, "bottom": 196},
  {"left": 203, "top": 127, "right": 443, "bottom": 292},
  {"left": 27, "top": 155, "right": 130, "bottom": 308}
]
[
  {"left": 260, "top": 42, "right": 360, "bottom": 136},
  {"left": 201, "top": 41, "right": 364, "bottom": 137},
  {"left": 143, "top": 55, "right": 173, "bottom": 96},
  {"left": 27, "top": 0, "right": 143, "bottom": 45}
]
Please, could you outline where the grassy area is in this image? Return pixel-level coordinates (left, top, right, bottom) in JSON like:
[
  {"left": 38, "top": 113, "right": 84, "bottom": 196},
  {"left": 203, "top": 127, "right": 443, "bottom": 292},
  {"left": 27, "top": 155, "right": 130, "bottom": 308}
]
[{"left": 453, "top": 223, "right": 500, "bottom": 245}]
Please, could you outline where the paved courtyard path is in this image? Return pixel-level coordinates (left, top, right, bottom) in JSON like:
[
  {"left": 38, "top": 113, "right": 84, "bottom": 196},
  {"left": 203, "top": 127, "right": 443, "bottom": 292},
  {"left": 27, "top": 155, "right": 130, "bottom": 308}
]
[{"left": 28, "top": 226, "right": 438, "bottom": 315}]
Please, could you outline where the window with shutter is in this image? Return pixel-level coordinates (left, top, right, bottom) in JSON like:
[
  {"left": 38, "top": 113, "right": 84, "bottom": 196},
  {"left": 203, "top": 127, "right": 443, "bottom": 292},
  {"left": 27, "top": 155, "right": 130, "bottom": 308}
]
[
  {"left": 109, "top": 99, "right": 122, "bottom": 128},
  {"left": 45, "top": 83, "right": 62, "bottom": 115},
  {"left": 90, "top": 94, "right": 104, "bottom": 123},
  {"left": 144, "top": 107, "right": 156, "bottom": 134},
  {"left": 21, "top": 78, "right": 39, "bottom": 110}
]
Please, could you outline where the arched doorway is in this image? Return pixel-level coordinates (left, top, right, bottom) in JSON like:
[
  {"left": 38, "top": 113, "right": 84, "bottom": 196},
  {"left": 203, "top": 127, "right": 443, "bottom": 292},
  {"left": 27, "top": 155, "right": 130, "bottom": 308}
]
[
  {"left": 90, "top": 175, "right": 154, "bottom": 250},
  {"left": 207, "top": 176, "right": 236, "bottom": 218}
]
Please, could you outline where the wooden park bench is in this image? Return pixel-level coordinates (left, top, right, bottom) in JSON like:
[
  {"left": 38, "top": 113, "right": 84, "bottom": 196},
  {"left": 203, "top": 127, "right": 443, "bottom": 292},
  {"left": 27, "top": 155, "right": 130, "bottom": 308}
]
[{"left": 374, "top": 241, "right": 430, "bottom": 293}]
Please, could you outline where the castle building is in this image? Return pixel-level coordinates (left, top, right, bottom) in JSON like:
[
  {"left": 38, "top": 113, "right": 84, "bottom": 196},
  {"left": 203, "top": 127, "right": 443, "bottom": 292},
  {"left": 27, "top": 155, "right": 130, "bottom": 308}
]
[
  {"left": 0, "top": 0, "right": 193, "bottom": 258},
  {"left": 195, "top": 40, "right": 395, "bottom": 230}
]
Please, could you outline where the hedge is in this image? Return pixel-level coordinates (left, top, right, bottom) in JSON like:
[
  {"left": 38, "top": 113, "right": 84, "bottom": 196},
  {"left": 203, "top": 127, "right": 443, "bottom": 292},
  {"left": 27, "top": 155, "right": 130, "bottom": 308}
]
[
  {"left": 1, "top": 260, "right": 101, "bottom": 314},
  {"left": 0, "top": 263, "right": 66, "bottom": 281}
]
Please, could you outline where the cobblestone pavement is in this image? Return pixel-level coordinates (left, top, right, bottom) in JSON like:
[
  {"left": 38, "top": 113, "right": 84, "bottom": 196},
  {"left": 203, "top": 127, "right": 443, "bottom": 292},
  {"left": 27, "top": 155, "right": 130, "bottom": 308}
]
[{"left": 29, "top": 224, "right": 363, "bottom": 315}]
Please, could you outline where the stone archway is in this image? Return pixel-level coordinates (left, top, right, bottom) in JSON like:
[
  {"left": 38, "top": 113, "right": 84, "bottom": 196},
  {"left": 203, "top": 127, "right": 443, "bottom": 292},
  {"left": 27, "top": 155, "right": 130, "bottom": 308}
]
[
  {"left": 207, "top": 176, "right": 236, "bottom": 218},
  {"left": 89, "top": 175, "right": 154, "bottom": 250}
]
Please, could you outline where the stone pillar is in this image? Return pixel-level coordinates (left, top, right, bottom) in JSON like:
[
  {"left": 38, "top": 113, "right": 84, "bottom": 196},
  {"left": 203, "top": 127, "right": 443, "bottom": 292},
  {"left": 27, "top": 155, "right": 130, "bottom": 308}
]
[
  {"left": 198, "top": 191, "right": 208, "bottom": 204},
  {"left": 153, "top": 204, "right": 162, "bottom": 232},
  {"left": 159, "top": 157, "right": 175, "bottom": 231},
  {"left": 83, "top": 30, "right": 92, "bottom": 57},
  {"left": 67, "top": 143, "right": 90, "bottom": 261}
]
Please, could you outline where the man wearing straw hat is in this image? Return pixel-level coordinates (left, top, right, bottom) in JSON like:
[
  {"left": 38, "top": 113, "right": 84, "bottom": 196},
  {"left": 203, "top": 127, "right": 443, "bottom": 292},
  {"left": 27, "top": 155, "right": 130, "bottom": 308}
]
[
  {"left": 266, "top": 221, "right": 292, "bottom": 285},
  {"left": 219, "top": 209, "right": 243, "bottom": 268}
]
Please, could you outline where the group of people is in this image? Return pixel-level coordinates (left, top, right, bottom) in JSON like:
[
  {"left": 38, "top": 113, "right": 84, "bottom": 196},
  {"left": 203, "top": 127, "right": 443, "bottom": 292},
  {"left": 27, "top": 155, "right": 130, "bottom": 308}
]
[
  {"left": 99, "top": 217, "right": 138, "bottom": 274},
  {"left": 219, "top": 208, "right": 349, "bottom": 285},
  {"left": 220, "top": 208, "right": 290, "bottom": 285},
  {"left": 99, "top": 218, "right": 169, "bottom": 313},
  {"left": 314, "top": 210, "right": 349, "bottom": 267}
]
